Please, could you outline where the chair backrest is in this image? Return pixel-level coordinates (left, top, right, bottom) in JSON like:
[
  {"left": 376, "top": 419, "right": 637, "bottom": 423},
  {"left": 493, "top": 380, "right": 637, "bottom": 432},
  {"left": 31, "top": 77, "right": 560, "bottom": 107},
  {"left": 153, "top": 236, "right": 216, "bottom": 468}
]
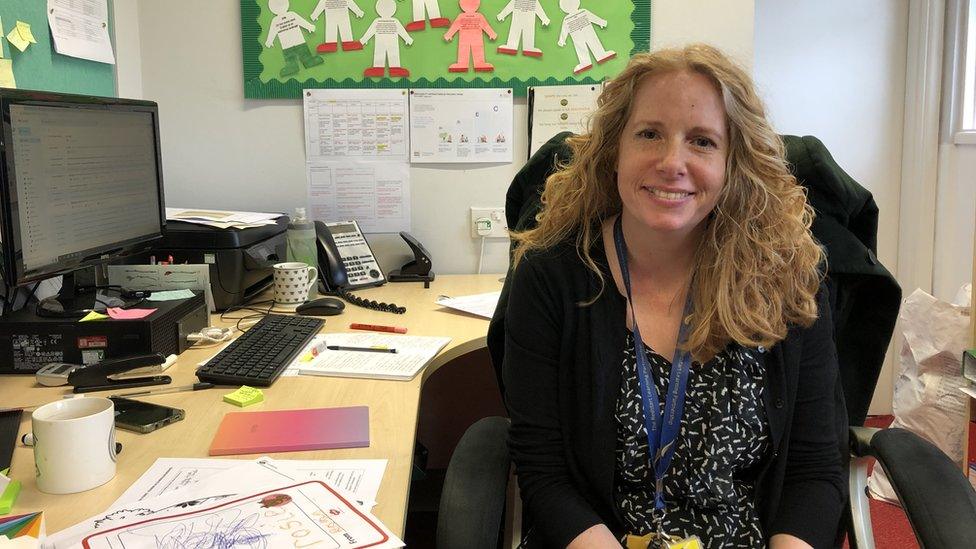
[{"left": 487, "top": 133, "right": 902, "bottom": 426}]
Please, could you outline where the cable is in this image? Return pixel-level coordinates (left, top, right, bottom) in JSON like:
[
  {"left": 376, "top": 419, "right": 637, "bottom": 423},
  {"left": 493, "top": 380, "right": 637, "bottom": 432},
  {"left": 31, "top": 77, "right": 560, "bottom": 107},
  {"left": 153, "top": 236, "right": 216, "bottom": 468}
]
[
  {"left": 477, "top": 236, "right": 487, "bottom": 275},
  {"left": 330, "top": 287, "right": 406, "bottom": 314},
  {"left": 186, "top": 327, "right": 234, "bottom": 345}
]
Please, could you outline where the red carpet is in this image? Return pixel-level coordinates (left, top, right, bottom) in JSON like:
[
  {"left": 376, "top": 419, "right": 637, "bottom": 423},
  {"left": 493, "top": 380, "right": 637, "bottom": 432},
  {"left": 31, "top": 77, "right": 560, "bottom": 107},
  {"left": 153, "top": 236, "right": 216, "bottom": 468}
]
[{"left": 841, "top": 415, "right": 919, "bottom": 549}]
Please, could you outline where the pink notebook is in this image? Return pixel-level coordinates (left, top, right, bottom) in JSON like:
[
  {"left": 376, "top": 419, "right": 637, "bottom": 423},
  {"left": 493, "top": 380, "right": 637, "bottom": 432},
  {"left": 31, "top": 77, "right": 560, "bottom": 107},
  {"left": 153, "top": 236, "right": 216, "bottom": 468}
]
[{"left": 209, "top": 406, "right": 369, "bottom": 456}]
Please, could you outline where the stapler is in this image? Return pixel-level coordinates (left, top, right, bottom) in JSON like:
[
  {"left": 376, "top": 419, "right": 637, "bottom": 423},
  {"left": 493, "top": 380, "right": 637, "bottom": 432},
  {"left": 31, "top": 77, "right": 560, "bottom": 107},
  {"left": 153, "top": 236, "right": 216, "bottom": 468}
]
[
  {"left": 68, "top": 354, "right": 171, "bottom": 394},
  {"left": 388, "top": 232, "right": 435, "bottom": 288}
]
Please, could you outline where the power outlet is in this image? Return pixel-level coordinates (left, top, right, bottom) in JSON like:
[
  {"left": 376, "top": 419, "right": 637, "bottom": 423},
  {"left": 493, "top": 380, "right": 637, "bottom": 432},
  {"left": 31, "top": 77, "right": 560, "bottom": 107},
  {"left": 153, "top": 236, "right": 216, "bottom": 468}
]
[{"left": 470, "top": 207, "right": 508, "bottom": 238}]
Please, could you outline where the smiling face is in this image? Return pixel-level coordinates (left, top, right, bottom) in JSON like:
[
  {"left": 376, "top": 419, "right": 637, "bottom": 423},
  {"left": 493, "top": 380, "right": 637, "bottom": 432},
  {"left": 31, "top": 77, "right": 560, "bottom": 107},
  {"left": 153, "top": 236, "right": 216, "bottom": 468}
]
[{"left": 616, "top": 69, "right": 729, "bottom": 244}]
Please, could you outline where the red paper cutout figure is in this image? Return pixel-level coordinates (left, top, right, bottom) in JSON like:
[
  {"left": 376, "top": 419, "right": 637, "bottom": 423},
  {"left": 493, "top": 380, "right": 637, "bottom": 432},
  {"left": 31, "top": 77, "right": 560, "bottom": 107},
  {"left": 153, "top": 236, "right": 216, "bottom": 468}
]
[
  {"left": 311, "top": 0, "right": 365, "bottom": 53},
  {"left": 443, "top": 0, "right": 497, "bottom": 73},
  {"left": 361, "top": 0, "right": 414, "bottom": 77},
  {"left": 406, "top": 0, "right": 450, "bottom": 32}
]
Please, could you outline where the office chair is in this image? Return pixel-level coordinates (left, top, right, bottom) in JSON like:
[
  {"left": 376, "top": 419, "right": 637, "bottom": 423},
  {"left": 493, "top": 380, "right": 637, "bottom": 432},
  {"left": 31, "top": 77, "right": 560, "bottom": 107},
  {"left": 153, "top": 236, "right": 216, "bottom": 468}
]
[{"left": 437, "top": 133, "right": 976, "bottom": 549}]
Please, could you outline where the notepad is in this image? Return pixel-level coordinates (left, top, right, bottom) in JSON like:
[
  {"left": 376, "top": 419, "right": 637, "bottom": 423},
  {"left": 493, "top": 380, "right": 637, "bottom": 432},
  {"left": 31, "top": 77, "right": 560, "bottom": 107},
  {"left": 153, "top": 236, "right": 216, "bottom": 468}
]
[
  {"left": 209, "top": 406, "right": 369, "bottom": 456},
  {"left": 296, "top": 333, "right": 451, "bottom": 381}
]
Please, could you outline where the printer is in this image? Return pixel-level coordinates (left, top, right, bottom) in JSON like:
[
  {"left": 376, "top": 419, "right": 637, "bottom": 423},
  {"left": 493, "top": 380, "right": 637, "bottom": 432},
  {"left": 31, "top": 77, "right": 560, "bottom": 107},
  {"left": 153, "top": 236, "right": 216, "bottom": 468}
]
[{"left": 136, "top": 217, "right": 289, "bottom": 311}]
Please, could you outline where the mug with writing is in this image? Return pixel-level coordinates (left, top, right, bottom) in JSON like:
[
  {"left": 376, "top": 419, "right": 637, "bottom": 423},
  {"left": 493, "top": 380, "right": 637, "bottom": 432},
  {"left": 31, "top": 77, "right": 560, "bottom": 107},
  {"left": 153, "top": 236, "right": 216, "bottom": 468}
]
[
  {"left": 29, "top": 397, "right": 120, "bottom": 494},
  {"left": 273, "top": 262, "right": 319, "bottom": 305}
]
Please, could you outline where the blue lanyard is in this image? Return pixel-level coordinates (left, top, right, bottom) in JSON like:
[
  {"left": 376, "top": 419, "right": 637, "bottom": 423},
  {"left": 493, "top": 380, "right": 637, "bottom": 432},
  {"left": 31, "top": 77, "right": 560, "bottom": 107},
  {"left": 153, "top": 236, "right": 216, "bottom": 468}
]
[{"left": 613, "top": 217, "right": 694, "bottom": 512}]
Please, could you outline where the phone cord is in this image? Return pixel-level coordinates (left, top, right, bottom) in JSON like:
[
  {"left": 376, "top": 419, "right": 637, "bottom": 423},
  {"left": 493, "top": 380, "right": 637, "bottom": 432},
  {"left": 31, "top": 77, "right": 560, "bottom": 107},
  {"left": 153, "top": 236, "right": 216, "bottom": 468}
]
[{"left": 332, "top": 287, "right": 407, "bottom": 314}]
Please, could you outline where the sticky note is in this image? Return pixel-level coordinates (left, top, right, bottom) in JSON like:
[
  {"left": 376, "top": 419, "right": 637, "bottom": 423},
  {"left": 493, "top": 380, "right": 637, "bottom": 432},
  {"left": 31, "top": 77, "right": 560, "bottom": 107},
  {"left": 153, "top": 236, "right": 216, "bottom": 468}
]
[
  {"left": 15, "top": 22, "right": 35, "bottom": 45},
  {"left": 79, "top": 311, "right": 108, "bottom": 322},
  {"left": 106, "top": 307, "right": 156, "bottom": 320},
  {"left": 223, "top": 385, "right": 264, "bottom": 407},
  {"left": 0, "top": 59, "right": 13, "bottom": 88},
  {"left": 0, "top": 480, "right": 21, "bottom": 515},
  {"left": 5, "top": 28, "right": 27, "bottom": 53}
]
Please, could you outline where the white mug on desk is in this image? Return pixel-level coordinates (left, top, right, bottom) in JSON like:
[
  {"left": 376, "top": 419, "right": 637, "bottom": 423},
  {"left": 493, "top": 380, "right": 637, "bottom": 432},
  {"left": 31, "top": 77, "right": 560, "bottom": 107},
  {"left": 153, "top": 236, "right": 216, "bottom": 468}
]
[
  {"left": 273, "top": 262, "right": 318, "bottom": 306},
  {"left": 29, "top": 397, "right": 119, "bottom": 494}
]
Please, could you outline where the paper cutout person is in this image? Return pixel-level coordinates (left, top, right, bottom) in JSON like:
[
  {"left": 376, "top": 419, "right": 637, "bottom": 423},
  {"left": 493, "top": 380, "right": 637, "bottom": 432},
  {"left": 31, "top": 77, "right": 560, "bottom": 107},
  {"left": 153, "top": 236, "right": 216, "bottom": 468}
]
[
  {"left": 311, "top": 0, "right": 365, "bottom": 53},
  {"left": 361, "top": 0, "right": 414, "bottom": 77},
  {"left": 444, "top": 0, "right": 497, "bottom": 73},
  {"left": 557, "top": 0, "right": 616, "bottom": 74},
  {"left": 406, "top": 0, "right": 450, "bottom": 32},
  {"left": 265, "top": 0, "right": 324, "bottom": 78},
  {"left": 496, "top": 0, "right": 549, "bottom": 57}
]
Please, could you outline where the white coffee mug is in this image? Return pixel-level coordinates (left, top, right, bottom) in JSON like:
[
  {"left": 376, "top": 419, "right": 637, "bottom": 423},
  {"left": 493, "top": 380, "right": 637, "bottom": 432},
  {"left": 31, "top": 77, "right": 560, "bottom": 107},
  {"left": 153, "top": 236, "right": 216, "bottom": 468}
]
[
  {"left": 273, "top": 262, "right": 319, "bottom": 305},
  {"left": 30, "top": 397, "right": 118, "bottom": 494}
]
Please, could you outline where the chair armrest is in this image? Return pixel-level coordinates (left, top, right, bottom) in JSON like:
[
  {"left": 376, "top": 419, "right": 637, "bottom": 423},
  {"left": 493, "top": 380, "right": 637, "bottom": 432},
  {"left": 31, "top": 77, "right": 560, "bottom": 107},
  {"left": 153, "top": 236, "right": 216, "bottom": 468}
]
[
  {"left": 436, "top": 416, "right": 512, "bottom": 549},
  {"left": 859, "top": 427, "right": 976, "bottom": 547}
]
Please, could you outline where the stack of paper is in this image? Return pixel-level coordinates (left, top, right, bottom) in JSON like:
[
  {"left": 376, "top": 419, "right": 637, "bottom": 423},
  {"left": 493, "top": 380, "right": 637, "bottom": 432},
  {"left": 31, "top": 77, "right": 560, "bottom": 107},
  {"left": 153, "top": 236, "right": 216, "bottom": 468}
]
[
  {"left": 0, "top": 512, "right": 43, "bottom": 547},
  {"left": 296, "top": 333, "right": 451, "bottom": 381},
  {"left": 165, "top": 208, "right": 283, "bottom": 230},
  {"left": 46, "top": 457, "right": 402, "bottom": 549}
]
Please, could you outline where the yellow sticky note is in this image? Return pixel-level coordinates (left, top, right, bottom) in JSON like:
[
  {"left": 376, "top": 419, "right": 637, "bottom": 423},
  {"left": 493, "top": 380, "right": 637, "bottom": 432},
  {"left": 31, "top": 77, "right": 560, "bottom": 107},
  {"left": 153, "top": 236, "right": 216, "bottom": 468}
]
[
  {"left": 6, "top": 27, "right": 28, "bottom": 52},
  {"left": 0, "top": 16, "right": 5, "bottom": 58},
  {"left": 223, "top": 385, "right": 264, "bottom": 407},
  {"left": 79, "top": 310, "right": 108, "bottom": 322},
  {"left": 0, "top": 59, "right": 14, "bottom": 88},
  {"left": 16, "top": 21, "right": 35, "bottom": 45}
]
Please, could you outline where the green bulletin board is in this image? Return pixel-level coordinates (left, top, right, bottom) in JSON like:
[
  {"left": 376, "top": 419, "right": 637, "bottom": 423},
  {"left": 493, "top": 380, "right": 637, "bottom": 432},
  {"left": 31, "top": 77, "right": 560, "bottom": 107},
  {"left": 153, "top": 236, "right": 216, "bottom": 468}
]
[
  {"left": 0, "top": 0, "right": 115, "bottom": 97},
  {"left": 243, "top": 0, "right": 649, "bottom": 98}
]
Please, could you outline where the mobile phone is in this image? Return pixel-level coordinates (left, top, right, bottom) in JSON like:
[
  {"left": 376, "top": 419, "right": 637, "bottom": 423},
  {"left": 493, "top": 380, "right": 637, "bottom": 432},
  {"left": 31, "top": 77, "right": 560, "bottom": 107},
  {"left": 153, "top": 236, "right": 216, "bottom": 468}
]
[{"left": 109, "top": 397, "right": 185, "bottom": 433}]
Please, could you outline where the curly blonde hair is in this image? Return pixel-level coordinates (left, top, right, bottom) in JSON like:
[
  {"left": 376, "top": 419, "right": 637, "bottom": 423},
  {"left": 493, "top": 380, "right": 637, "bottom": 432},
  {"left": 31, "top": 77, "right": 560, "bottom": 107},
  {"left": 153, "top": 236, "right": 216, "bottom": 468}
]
[{"left": 512, "top": 44, "right": 825, "bottom": 360}]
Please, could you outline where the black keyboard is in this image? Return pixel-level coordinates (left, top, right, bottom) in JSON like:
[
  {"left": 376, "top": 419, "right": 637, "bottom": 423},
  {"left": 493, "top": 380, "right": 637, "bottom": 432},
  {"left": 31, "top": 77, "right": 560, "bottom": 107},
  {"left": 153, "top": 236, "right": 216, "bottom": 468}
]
[{"left": 196, "top": 314, "right": 324, "bottom": 387}]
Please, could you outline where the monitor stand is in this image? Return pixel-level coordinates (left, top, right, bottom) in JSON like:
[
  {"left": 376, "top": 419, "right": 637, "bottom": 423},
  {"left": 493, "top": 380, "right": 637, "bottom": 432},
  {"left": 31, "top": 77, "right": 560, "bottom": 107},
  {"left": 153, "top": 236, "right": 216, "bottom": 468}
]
[{"left": 35, "top": 269, "right": 101, "bottom": 318}]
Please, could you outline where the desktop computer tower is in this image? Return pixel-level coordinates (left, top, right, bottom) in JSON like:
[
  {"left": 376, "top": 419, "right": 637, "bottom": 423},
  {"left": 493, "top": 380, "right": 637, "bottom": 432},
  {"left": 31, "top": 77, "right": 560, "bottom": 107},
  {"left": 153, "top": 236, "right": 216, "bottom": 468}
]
[{"left": 0, "top": 292, "right": 208, "bottom": 374}]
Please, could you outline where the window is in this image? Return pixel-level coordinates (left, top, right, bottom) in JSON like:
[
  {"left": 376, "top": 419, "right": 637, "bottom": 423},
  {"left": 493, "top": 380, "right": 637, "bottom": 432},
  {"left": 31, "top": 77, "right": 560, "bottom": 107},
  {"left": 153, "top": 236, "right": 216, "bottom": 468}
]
[{"left": 963, "top": 2, "right": 976, "bottom": 130}]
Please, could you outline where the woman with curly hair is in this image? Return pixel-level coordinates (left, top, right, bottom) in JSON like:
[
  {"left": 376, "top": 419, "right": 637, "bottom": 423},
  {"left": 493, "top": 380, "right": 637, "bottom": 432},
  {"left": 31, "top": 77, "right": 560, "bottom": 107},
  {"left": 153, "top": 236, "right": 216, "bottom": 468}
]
[{"left": 504, "top": 45, "right": 845, "bottom": 548}]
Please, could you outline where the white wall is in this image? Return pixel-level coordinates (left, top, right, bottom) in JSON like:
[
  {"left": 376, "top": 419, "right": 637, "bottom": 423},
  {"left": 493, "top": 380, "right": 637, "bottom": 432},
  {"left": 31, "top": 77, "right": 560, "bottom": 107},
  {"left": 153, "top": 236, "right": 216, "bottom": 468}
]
[
  {"left": 114, "top": 0, "right": 755, "bottom": 275},
  {"left": 753, "top": 0, "right": 909, "bottom": 414}
]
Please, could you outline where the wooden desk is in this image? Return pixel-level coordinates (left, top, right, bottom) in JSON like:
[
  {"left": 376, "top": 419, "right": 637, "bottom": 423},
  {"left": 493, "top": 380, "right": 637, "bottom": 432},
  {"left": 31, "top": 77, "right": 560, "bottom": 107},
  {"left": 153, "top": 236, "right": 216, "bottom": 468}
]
[{"left": 0, "top": 274, "right": 502, "bottom": 535}]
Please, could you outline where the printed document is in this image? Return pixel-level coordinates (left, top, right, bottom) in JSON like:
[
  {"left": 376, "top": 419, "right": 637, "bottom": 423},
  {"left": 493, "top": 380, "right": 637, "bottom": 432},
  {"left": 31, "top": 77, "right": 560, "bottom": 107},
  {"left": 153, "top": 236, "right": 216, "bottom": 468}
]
[
  {"left": 48, "top": 459, "right": 403, "bottom": 549},
  {"left": 528, "top": 84, "right": 602, "bottom": 157},
  {"left": 114, "top": 457, "right": 387, "bottom": 512},
  {"left": 435, "top": 291, "right": 501, "bottom": 319},
  {"left": 409, "top": 89, "right": 514, "bottom": 163},
  {"left": 47, "top": 0, "right": 115, "bottom": 64},
  {"left": 107, "top": 264, "right": 215, "bottom": 312},
  {"left": 304, "top": 89, "right": 409, "bottom": 162},
  {"left": 307, "top": 161, "right": 411, "bottom": 233},
  {"left": 297, "top": 333, "right": 450, "bottom": 381}
]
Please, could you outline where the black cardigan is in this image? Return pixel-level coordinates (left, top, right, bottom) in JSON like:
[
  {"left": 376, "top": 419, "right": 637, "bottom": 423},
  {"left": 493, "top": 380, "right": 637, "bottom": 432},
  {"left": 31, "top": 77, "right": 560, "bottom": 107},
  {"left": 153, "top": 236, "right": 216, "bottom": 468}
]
[{"left": 502, "top": 238, "right": 848, "bottom": 548}]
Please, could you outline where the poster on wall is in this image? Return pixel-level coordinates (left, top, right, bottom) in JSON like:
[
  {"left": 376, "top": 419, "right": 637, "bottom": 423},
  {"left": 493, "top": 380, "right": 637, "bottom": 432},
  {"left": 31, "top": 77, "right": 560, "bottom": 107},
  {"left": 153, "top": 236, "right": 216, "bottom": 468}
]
[
  {"left": 241, "top": 0, "right": 650, "bottom": 98},
  {"left": 409, "top": 88, "right": 514, "bottom": 163}
]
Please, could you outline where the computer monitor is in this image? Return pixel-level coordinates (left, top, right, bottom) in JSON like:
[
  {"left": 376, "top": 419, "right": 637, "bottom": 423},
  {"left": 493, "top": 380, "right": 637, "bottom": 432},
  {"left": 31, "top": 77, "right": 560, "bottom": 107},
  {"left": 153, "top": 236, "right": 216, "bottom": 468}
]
[{"left": 0, "top": 88, "right": 166, "bottom": 313}]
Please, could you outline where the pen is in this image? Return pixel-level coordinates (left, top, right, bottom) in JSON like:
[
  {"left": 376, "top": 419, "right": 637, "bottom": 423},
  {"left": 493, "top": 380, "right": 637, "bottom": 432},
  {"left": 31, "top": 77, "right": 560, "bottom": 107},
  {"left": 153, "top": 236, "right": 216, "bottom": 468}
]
[
  {"left": 326, "top": 345, "right": 398, "bottom": 354},
  {"left": 349, "top": 323, "right": 407, "bottom": 334},
  {"left": 111, "top": 382, "right": 214, "bottom": 398}
]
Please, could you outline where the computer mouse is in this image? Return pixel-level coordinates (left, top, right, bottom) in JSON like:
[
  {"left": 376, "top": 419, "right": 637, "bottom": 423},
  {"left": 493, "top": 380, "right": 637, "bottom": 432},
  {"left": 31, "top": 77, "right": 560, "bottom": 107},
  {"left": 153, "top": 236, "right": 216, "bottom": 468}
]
[{"left": 296, "top": 297, "right": 346, "bottom": 316}]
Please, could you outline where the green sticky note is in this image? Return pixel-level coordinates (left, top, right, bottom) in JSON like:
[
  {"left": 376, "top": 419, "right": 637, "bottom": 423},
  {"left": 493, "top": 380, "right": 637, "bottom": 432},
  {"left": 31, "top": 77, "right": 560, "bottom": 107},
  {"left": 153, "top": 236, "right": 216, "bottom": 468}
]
[
  {"left": 223, "top": 386, "right": 264, "bottom": 407},
  {"left": 0, "top": 480, "right": 21, "bottom": 515}
]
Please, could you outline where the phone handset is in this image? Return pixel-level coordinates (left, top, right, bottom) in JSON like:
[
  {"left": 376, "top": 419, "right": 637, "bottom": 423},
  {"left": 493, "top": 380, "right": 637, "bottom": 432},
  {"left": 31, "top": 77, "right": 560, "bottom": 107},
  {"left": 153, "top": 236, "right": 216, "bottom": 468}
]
[{"left": 314, "top": 221, "right": 406, "bottom": 314}]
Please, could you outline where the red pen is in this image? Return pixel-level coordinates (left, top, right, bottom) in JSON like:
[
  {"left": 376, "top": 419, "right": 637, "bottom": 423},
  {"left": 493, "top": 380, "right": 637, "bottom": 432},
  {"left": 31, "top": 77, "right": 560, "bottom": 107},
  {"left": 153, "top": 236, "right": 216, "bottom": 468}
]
[{"left": 350, "top": 323, "right": 407, "bottom": 334}]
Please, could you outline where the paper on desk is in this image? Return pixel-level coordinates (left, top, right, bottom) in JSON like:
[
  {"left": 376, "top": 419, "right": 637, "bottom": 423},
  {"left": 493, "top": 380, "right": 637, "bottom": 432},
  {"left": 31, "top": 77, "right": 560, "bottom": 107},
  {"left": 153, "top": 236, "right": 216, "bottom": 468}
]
[
  {"left": 166, "top": 208, "right": 282, "bottom": 228},
  {"left": 146, "top": 289, "right": 196, "bottom": 302},
  {"left": 297, "top": 333, "right": 451, "bottom": 381},
  {"left": 113, "top": 457, "right": 387, "bottom": 512},
  {"left": 107, "top": 264, "right": 215, "bottom": 312},
  {"left": 49, "top": 459, "right": 402, "bottom": 548},
  {"left": 435, "top": 291, "right": 501, "bottom": 319}
]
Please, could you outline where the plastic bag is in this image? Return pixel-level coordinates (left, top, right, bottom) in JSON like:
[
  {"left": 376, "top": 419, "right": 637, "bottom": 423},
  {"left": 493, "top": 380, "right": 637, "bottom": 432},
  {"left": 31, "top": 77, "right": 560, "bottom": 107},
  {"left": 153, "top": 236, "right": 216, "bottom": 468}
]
[{"left": 867, "top": 286, "right": 970, "bottom": 503}]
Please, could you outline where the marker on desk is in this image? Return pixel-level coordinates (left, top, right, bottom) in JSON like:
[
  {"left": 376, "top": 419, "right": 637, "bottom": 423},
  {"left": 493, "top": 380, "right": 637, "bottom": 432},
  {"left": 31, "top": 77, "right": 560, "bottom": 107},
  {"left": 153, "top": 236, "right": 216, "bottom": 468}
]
[
  {"left": 349, "top": 323, "right": 407, "bottom": 334},
  {"left": 327, "top": 345, "right": 398, "bottom": 354},
  {"left": 300, "top": 340, "right": 328, "bottom": 362}
]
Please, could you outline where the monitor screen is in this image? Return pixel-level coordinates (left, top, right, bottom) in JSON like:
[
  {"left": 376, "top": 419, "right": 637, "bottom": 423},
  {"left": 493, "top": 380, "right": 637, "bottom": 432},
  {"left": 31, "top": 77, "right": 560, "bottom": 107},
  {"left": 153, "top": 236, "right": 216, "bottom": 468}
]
[{"left": 0, "top": 91, "right": 165, "bottom": 285}]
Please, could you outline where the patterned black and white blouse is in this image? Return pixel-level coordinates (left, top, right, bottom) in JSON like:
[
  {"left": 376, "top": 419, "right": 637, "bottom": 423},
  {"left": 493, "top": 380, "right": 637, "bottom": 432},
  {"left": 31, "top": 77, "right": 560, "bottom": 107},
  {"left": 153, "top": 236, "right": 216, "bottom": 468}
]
[{"left": 615, "top": 332, "right": 771, "bottom": 549}]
